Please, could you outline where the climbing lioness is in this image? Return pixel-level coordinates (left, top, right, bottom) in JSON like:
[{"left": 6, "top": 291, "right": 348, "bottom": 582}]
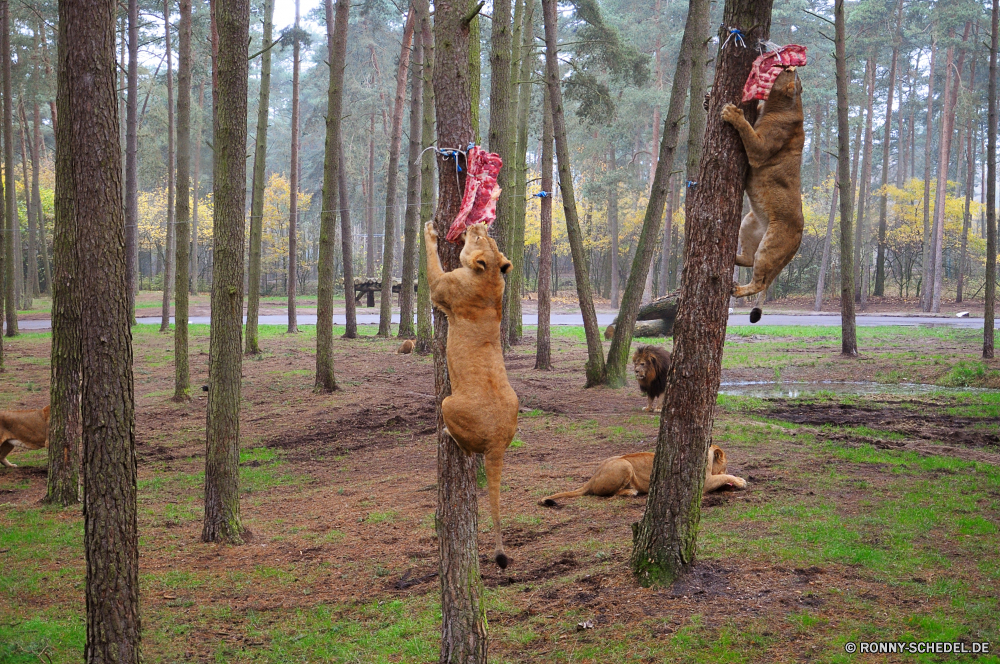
[
  {"left": 0, "top": 405, "right": 50, "bottom": 468},
  {"left": 539, "top": 444, "right": 746, "bottom": 506}
]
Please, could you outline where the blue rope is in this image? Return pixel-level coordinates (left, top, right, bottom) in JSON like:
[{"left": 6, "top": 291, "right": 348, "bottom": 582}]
[{"left": 721, "top": 27, "right": 746, "bottom": 50}]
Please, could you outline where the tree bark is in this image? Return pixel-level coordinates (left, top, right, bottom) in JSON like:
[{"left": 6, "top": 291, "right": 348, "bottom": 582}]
[
  {"left": 536, "top": 81, "right": 553, "bottom": 371},
  {"left": 957, "top": 80, "right": 976, "bottom": 303},
  {"left": 174, "top": 0, "right": 192, "bottom": 401},
  {"left": 986, "top": 0, "right": 997, "bottom": 359},
  {"left": 316, "top": 0, "right": 349, "bottom": 390},
  {"left": 32, "top": 101, "right": 51, "bottom": 294},
  {"left": 399, "top": 12, "right": 423, "bottom": 339},
  {"left": 202, "top": 0, "right": 250, "bottom": 544},
  {"left": 609, "top": 145, "right": 620, "bottom": 308},
  {"left": 489, "top": 0, "right": 515, "bottom": 351},
  {"left": 542, "top": 0, "right": 605, "bottom": 386},
  {"left": 339, "top": 143, "right": 357, "bottom": 337},
  {"left": 416, "top": 0, "right": 434, "bottom": 354},
  {"left": 659, "top": 177, "right": 673, "bottom": 296},
  {"left": 507, "top": 2, "right": 534, "bottom": 346},
  {"left": 126, "top": 0, "right": 139, "bottom": 315},
  {"left": 920, "top": 39, "right": 936, "bottom": 310},
  {"left": 287, "top": 0, "right": 302, "bottom": 333},
  {"left": 18, "top": 104, "right": 39, "bottom": 301},
  {"left": 367, "top": 111, "right": 375, "bottom": 278},
  {"left": 379, "top": 9, "right": 416, "bottom": 337},
  {"left": 853, "top": 58, "right": 875, "bottom": 305},
  {"left": 874, "top": 0, "right": 903, "bottom": 297},
  {"left": 835, "top": 0, "right": 857, "bottom": 356},
  {"left": 58, "top": 0, "right": 141, "bottom": 657},
  {"left": 160, "top": 0, "right": 176, "bottom": 332},
  {"left": 432, "top": 0, "right": 488, "bottom": 659},
  {"left": 2, "top": 0, "right": 17, "bottom": 336},
  {"left": 246, "top": 0, "right": 274, "bottom": 355},
  {"left": 814, "top": 183, "right": 838, "bottom": 311},
  {"left": 629, "top": 0, "right": 773, "bottom": 586},
  {"left": 601, "top": 0, "right": 706, "bottom": 388}
]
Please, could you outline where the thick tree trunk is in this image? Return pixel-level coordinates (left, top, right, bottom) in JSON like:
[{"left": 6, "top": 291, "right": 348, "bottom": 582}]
[
  {"left": 853, "top": 58, "right": 875, "bottom": 305},
  {"left": 507, "top": 2, "right": 534, "bottom": 346},
  {"left": 814, "top": 183, "right": 838, "bottom": 311},
  {"left": 536, "top": 82, "right": 553, "bottom": 370},
  {"left": 489, "top": 0, "right": 515, "bottom": 350},
  {"left": 835, "top": 0, "right": 857, "bottom": 356},
  {"left": 160, "top": 1, "right": 176, "bottom": 332},
  {"left": 986, "top": 0, "right": 997, "bottom": 359},
  {"left": 58, "top": 0, "right": 141, "bottom": 658},
  {"left": 874, "top": 0, "right": 903, "bottom": 297},
  {"left": 432, "top": 0, "right": 488, "bottom": 659},
  {"left": 629, "top": 0, "right": 773, "bottom": 586},
  {"left": 930, "top": 24, "right": 971, "bottom": 312},
  {"left": 602, "top": 0, "right": 706, "bottom": 388},
  {"left": 2, "top": 0, "right": 16, "bottom": 337},
  {"left": 246, "top": 0, "right": 274, "bottom": 355},
  {"left": 399, "top": 15, "right": 423, "bottom": 339},
  {"left": 379, "top": 9, "right": 415, "bottom": 337},
  {"left": 174, "top": 0, "right": 192, "bottom": 401},
  {"left": 542, "top": 0, "right": 605, "bottom": 386},
  {"left": 316, "top": 0, "right": 349, "bottom": 390},
  {"left": 415, "top": 0, "right": 434, "bottom": 354},
  {"left": 126, "top": 0, "right": 139, "bottom": 314},
  {"left": 287, "top": 0, "right": 302, "bottom": 333},
  {"left": 203, "top": 0, "right": 250, "bottom": 545},
  {"left": 921, "top": 40, "right": 936, "bottom": 309}
]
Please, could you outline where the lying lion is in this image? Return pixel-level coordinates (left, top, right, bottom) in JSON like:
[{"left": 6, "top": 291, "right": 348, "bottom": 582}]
[
  {"left": 539, "top": 444, "right": 746, "bottom": 507},
  {"left": 425, "top": 221, "right": 519, "bottom": 569},
  {"left": 0, "top": 405, "right": 50, "bottom": 468},
  {"left": 722, "top": 68, "right": 805, "bottom": 324},
  {"left": 633, "top": 345, "right": 671, "bottom": 412}
]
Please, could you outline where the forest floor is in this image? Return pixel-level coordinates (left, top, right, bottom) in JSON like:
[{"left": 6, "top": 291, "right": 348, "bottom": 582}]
[{"left": 1, "top": 322, "right": 999, "bottom": 663}]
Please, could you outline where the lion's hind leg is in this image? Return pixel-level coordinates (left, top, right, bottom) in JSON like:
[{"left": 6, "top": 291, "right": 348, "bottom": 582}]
[
  {"left": 735, "top": 211, "right": 766, "bottom": 268},
  {"left": 704, "top": 473, "right": 748, "bottom": 493},
  {"left": 0, "top": 440, "right": 16, "bottom": 468}
]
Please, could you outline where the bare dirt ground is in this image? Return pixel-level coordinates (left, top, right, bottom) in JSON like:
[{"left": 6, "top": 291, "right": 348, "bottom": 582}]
[{"left": 1, "top": 322, "right": 999, "bottom": 662}]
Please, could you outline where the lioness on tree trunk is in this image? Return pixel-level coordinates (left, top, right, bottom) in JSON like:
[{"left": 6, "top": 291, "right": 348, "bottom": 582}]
[{"left": 630, "top": 0, "right": 773, "bottom": 586}]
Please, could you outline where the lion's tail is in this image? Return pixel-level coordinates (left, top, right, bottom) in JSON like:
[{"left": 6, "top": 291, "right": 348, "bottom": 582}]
[{"left": 538, "top": 484, "right": 590, "bottom": 507}]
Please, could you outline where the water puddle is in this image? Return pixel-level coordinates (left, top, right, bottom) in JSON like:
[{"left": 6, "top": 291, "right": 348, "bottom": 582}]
[{"left": 718, "top": 380, "right": 989, "bottom": 398}]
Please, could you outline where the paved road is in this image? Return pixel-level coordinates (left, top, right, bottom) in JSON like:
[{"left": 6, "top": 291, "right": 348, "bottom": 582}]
[{"left": 12, "top": 311, "right": 999, "bottom": 330}]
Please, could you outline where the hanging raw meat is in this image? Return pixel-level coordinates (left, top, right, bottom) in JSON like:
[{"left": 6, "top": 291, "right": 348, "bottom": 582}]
[
  {"left": 742, "top": 44, "right": 807, "bottom": 103},
  {"left": 446, "top": 146, "right": 504, "bottom": 243}
]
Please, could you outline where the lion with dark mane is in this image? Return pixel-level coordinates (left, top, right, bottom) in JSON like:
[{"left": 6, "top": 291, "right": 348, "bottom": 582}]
[{"left": 632, "top": 345, "right": 671, "bottom": 412}]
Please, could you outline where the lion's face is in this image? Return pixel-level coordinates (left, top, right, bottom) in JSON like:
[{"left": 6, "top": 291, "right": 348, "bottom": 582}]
[
  {"left": 460, "top": 223, "right": 512, "bottom": 275},
  {"left": 632, "top": 354, "right": 656, "bottom": 384}
]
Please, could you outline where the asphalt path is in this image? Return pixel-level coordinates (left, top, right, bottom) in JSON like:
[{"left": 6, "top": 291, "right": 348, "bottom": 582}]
[{"left": 12, "top": 312, "right": 999, "bottom": 330}]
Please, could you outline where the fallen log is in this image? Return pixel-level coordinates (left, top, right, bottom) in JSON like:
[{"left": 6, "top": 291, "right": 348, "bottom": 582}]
[{"left": 605, "top": 291, "right": 679, "bottom": 338}]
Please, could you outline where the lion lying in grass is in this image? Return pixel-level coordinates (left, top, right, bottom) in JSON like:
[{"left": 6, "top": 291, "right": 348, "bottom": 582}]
[
  {"left": 425, "top": 221, "right": 519, "bottom": 569},
  {"left": 539, "top": 444, "right": 746, "bottom": 507},
  {"left": 0, "top": 405, "right": 50, "bottom": 468}
]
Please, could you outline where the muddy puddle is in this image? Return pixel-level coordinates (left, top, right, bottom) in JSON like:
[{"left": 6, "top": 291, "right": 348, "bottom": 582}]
[{"left": 719, "top": 380, "right": 989, "bottom": 398}]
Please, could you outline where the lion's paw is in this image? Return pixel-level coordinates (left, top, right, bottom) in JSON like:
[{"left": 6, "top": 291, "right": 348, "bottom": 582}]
[
  {"left": 424, "top": 221, "right": 438, "bottom": 242},
  {"left": 721, "top": 103, "right": 743, "bottom": 125},
  {"left": 1, "top": 461, "right": 17, "bottom": 468},
  {"left": 730, "top": 477, "right": 748, "bottom": 489}
]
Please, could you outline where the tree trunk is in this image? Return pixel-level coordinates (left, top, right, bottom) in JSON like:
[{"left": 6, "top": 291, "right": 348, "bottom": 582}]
[
  {"left": 649, "top": 1, "right": 662, "bottom": 188},
  {"left": 32, "top": 101, "right": 51, "bottom": 295},
  {"left": 629, "top": 0, "right": 773, "bottom": 586},
  {"left": 415, "top": 0, "right": 434, "bottom": 354},
  {"left": 609, "top": 146, "right": 619, "bottom": 307},
  {"left": 853, "top": 58, "right": 875, "bottom": 305},
  {"left": 246, "top": 0, "right": 274, "bottom": 355},
  {"left": 174, "top": 0, "right": 192, "bottom": 401},
  {"left": 432, "top": 0, "right": 488, "bottom": 659},
  {"left": 536, "top": 81, "right": 553, "bottom": 370},
  {"left": 986, "top": 0, "right": 997, "bottom": 360},
  {"left": 921, "top": 39, "right": 936, "bottom": 309},
  {"left": 18, "top": 105, "right": 39, "bottom": 301},
  {"left": 202, "top": 0, "right": 250, "bottom": 545},
  {"left": 191, "top": 80, "right": 203, "bottom": 294},
  {"left": 601, "top": 0, "right": 706, "bottom": 388},
  {"left": 58, "top": 0, "right": 141, "bottom": 658},
  {"left": 659, "top": 177, "right": 672, "bottom": 296},
  {"left": 160, "top": 1, "right": 176, "bottom": 332},
  {"left": 542, "top": 0, "right": 605, "bottom": 386},
  {"left": 469, "top": 9, "right": 480, "bottom": 142},
  {"left": 874, "top": 0, "right": 903, "bottom": 297},
  {"left": 489, "top": 0, "right": 515, "bottom": 351},
  {"left": 378, "top": 9, "right": 415, "bottom": 337},
  {"left": 339, "top": 144, "right": 357, "bottom": 338},
  {"left": 835, "top": 0, "right": 857, "bottom": 356},
  {"left": 317, "top": 0, "right": 349, "bottom": 389},
  {"left": 957, "top": 84, "right": 976, "bottom": 303},
  {"left": 126, "top": 0, "right": 139, "bottom": 315},
  {"left": 399, "top": 15, "right": 423, "bottom": 339},
  {"left": 897, "top": 58, "right": 909, "bottom": 189},
  {"left": 506, "top": 2, "right": 534, "bottom": 346},
  {"left": 2, "top": 0, "right": 16, "bottom": 337},
  {"left": 287, "top": 0, "right": 302, "bottom": 333},
  {"left": 930, "top": 24, "right": 971, "bottom": 312},
  {"left": 367, "top": 112, "right": 375, "bottom": 278},
  {"left": 814, "top": 183, "right": 838, "bottom": 311}
]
